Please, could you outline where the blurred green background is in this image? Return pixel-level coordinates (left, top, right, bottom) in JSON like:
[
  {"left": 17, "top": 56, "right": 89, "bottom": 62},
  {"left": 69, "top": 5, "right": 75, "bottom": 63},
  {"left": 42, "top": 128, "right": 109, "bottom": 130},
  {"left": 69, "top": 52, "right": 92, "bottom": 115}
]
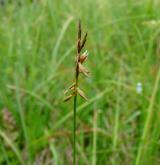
[{"left": 0, "top": 0, "right": 160, "bottom": 164}]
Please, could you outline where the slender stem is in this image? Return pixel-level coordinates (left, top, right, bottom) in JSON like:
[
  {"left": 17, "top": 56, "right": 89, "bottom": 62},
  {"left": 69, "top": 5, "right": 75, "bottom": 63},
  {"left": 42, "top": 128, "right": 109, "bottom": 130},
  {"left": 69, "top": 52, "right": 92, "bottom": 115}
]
[
  {"left": 135, "top": 67, "right": 160, "bottom": 165},
  {"left": 92, "top": 108, "right": 97, "bottom": 165},
  {"left": 112, "top": 69, "right": 122, "bottom": 165},
  {"left": 73, "top": 48, "right": 79, "bottom": 164},
  {"left": 72, "top": 20, "right": 86, "bottom": 165},
  {"left": 73, "top": 94, "right": 77, "bottom": 165}
]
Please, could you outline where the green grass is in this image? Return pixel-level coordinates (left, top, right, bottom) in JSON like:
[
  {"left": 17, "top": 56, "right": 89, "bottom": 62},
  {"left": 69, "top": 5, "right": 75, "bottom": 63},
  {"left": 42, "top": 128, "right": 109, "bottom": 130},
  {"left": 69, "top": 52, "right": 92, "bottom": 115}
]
[{"left": 0, "top": 0, "right": 160, "bottom": 164}]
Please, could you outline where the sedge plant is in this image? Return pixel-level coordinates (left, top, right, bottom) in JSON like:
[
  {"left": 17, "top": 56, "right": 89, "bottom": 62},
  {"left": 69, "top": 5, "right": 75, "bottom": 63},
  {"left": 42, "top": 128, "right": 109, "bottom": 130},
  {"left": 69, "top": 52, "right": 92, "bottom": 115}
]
[{"left": 64, "top": 20, "right": 89, "bottom": 165}]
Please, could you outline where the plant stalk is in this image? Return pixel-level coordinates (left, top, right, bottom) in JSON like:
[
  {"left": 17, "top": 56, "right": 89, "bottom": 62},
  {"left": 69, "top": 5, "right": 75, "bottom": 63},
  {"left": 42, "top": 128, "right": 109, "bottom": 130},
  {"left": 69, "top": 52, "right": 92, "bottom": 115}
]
[
  {"left": 135, "top": 67, "right": 160, "bottom": 165},
  {"left": 73, "top": 94, "right": 77, "bottom": 165}
]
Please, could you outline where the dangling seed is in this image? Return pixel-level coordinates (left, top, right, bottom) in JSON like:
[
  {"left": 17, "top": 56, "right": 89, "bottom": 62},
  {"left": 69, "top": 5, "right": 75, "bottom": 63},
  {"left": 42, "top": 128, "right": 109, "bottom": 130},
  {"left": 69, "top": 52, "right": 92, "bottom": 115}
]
[
  {"left": 64, "top": 83, "right": 76, "bottom": 94},
  {"left": 64, "top": 94, "right": 74, "bottom": 102},
  {"left": 78, "top": 62, "right": 90, "bottom": 76},
  {"left": 69, "top": 83, "right": 76, "bottom": 90},
  {"left": 77, "top": 88, "right": 88, "bottom": 100}
]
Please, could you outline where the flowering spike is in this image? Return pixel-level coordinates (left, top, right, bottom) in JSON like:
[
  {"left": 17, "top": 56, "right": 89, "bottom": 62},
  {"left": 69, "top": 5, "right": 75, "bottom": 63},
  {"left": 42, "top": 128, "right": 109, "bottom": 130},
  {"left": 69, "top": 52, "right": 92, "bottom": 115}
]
[
  {"left": 64, "top": 21, "right": 89, "bottom": 165},
  {"left": 64, "top": 21, "right": 89, "bottom": 103}
]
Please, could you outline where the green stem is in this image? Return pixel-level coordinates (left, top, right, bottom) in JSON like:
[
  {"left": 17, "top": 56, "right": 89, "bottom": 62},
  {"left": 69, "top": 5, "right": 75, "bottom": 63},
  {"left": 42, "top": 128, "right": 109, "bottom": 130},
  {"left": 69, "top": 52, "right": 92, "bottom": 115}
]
[
  {"left": 135, "top": 67, "right": 160, "bottom": 165},
  {"left": 73, "top": 94, "right": 77, "bottom": 165},
  {"left": 92, "top": 108, "right": 97, "bottom": 165}
]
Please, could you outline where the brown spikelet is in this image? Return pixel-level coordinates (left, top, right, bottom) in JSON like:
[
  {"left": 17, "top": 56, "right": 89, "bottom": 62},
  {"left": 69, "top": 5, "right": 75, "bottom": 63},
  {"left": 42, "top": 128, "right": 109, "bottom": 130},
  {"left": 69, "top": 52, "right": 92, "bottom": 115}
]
[
  {"left": 79, "top": 51, "right": 88, "bottom": 64},
  {"left": 78, "top": 62, "right": 90, "bottom": 76}
]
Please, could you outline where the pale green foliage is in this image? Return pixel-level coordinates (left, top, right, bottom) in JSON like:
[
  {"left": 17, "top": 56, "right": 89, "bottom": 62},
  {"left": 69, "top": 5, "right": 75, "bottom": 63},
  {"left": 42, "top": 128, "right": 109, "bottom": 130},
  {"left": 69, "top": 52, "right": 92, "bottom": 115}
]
[{"left": 0, "top": 0, "right": 160, "bottom": 165}]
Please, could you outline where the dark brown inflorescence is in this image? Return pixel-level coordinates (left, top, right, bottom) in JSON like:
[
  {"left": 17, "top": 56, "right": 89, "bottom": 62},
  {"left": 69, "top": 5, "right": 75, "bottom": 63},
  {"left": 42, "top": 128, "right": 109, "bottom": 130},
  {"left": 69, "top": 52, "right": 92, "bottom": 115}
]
[{"left": 64, "top": 20, "right": 89, "bottom": 102}]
